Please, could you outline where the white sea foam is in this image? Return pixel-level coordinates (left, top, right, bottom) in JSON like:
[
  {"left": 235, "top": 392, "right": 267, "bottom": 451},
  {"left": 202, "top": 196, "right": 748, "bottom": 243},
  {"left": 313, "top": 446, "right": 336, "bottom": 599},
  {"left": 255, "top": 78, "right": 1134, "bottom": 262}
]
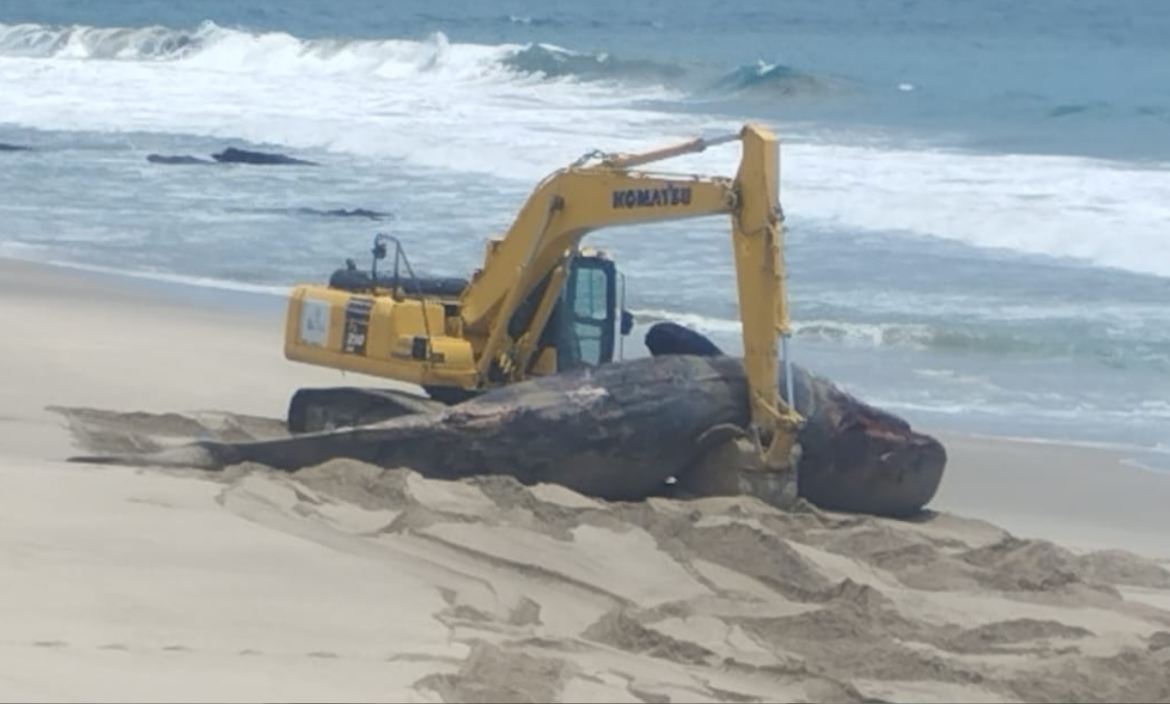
[{"left": 780, "top": 143, "right": 1170, "bottom": 279}]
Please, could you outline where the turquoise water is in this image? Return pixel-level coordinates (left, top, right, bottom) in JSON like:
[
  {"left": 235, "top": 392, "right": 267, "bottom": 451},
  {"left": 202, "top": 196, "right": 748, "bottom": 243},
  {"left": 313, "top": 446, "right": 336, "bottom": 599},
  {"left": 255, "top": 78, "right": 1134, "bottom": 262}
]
[{"left": 1, "top": 0, "right": 1167, "bottom": 459}]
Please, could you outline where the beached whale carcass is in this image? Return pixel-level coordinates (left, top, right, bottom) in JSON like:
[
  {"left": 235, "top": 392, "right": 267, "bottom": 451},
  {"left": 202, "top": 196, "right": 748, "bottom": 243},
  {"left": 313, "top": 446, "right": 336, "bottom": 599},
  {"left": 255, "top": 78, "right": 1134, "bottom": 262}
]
[
  {"left": 68, "top": 338, "right": 947, "bottom": 517},
  {"left": 70, "top": 354, "right": 755, "bottom": 501}
]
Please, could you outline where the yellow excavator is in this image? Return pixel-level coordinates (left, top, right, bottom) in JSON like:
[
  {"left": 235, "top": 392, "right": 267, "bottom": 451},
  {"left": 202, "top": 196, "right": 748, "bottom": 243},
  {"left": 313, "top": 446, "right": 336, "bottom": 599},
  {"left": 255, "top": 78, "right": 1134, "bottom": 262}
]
[{"left": 281, "top": 123, "right": 803, "bottom": 473}]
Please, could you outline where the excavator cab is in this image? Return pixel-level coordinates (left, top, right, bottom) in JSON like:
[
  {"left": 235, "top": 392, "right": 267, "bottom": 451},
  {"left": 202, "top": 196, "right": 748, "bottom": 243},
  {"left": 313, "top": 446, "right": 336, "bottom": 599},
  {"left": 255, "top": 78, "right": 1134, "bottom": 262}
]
[
  {"left": 489, "top": 244, "right": 633, "bottom": 382},
  {"left": 543, "top": 251, "right": 633, "bottom": 372}
]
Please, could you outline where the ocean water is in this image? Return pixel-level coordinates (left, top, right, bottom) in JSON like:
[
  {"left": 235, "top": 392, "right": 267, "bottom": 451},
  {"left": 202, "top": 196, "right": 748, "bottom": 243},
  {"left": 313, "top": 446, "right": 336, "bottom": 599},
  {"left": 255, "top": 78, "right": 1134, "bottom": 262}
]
[{"left": 1, "top": 0, "right": 1168, "bottom": 464}]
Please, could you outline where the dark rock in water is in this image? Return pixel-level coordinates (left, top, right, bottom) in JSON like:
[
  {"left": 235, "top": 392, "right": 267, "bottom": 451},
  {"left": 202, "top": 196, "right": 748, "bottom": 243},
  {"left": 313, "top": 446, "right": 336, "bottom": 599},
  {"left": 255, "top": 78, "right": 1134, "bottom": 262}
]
[
  {"left": 0, "top": 142, "right": 33, "bottom": 152},
  {"left": 296, "top": 207, "right": 391, "bottom": 220},
  {"left": 211, "top": 147, "right": 318, "bottom": 166},
  {"left": 147, "top": 154, "right": 214, "bottom": 165},
  {"left": 147, "top": 149, "right": 318, "bottom": 166},
  {"left": 220, "top": 206, "right": 393, "bottom": 221},
  {"left": 644, "top": 322, "right": 947, "bottom": 517}
]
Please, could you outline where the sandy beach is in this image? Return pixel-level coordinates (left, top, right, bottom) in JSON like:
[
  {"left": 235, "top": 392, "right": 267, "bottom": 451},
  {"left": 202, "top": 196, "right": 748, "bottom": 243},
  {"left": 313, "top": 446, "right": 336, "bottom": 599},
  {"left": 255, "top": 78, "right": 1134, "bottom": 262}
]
[{"left": 2, "top": 256, "right": 1169, "bottom": 703}]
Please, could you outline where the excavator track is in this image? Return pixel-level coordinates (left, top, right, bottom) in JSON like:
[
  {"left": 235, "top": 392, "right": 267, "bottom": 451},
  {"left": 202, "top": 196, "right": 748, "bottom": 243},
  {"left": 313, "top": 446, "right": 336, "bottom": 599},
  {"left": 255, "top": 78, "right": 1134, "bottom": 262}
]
[{"left": 287, "top": 387, "right": 447, "bottom": 434}]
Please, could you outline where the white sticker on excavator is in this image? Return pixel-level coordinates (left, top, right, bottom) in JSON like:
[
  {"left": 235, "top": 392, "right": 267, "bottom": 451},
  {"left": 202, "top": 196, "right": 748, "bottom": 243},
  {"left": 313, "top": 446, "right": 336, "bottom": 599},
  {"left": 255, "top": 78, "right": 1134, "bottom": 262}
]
[{"left": 299, "top": 298, "right": 331, "bottom": 346}]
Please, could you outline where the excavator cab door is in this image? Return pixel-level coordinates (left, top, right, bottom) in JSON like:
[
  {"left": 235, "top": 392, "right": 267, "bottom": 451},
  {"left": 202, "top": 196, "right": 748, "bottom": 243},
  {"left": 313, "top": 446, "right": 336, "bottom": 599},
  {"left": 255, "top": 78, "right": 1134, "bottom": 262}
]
[{"left": 552, "top": 255, "right": 619, "bottom": 371}]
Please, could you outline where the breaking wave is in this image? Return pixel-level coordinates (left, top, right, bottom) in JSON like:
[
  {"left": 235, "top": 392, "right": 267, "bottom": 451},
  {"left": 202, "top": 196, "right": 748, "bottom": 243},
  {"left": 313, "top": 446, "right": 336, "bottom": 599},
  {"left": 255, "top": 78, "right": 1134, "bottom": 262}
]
[
  {"left": 0, "top": 21, "right": 509, "bottom": 79},
  {"left": 504, "top": 15, "right": 565, "bottom": 29},
  {"left": 499, "top": 43, "right": 686, "bottom": 84},
  {"left": 705, "top": 60, "right": 849, "bottom": 99},
  {"left": 0, "top": 20, "right": 830, "bottom": 98},
  {"left": 0, "top": 21, "right": 213, "bottom": 60}
]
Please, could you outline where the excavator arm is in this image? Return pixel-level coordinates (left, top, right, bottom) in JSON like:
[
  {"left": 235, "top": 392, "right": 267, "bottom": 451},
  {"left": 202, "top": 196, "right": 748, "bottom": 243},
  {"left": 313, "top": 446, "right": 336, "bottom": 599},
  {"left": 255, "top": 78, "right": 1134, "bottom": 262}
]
[{"left": 458, "top": 123, "right": 803, "bottom": 469}]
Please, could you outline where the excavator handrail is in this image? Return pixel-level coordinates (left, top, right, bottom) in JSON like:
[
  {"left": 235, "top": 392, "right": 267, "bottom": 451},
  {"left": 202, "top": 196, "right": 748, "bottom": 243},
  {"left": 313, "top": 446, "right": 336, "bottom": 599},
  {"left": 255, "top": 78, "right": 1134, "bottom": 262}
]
[{"left": 372, "top": 233, "right": 436, "bottom": 356}]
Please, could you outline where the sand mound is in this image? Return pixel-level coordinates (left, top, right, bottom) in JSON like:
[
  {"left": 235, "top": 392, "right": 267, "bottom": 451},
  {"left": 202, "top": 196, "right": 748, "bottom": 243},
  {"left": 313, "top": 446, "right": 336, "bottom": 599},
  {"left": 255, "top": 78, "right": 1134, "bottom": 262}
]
[
  {"left": 416, "top": 641, "right": 572, "bottom": 704},
  {"left": 49, "top": 406, "right": 288, "bottom": 455},
  {"left": 958, "top": 536, "right": 1170, "bottom": 596},
  {"left": 172, "top": 456, "right": 1170, "bottom": 703},
  {"left": 43, "top": 408, "right": 1170, "bottom": 701},
  {"left": 292, "top": 459, "right": 412, "bottom": 511},
  {"left": 582, "top": 609, "right": 716, "bottom": 666},
  {"left": 1077, "top": 549, "right": 1170, "bottom": 589}
]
